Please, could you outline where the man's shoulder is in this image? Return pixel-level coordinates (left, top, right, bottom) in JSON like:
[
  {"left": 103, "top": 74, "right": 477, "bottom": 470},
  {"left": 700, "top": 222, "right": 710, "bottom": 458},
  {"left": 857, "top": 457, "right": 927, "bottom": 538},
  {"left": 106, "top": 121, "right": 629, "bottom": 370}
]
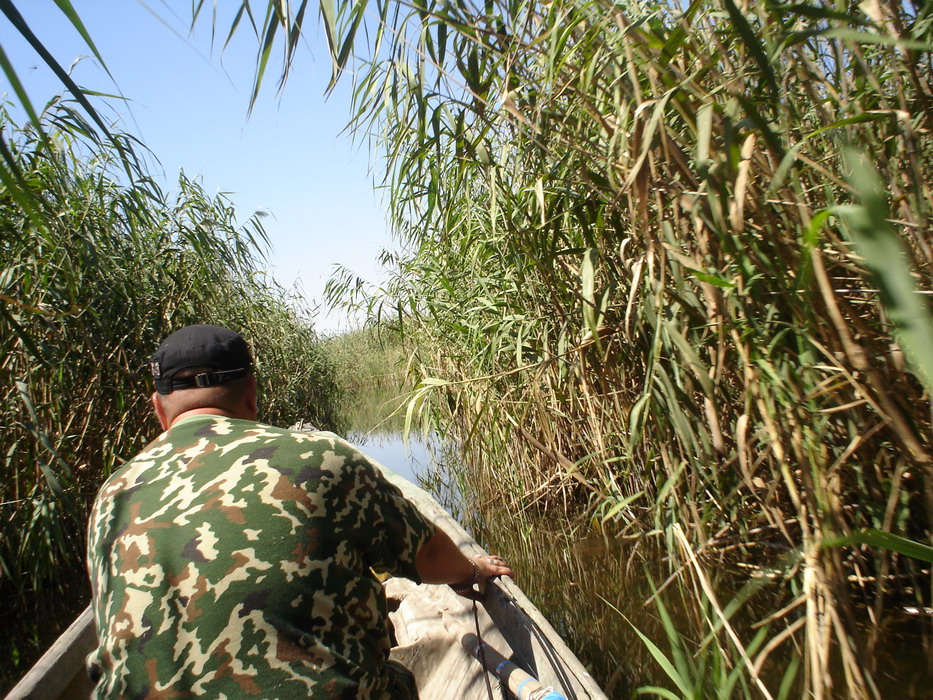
[
  {"left": 166, "top": 418, "right": 377, "bottom": 473},
  {"left": 263, "top": 424, "right": 368, "bottom": 455},
  {"left": 92, "top": 420, "right": 369, "bottom": 502},
  {"left": 170, "top": 416, "right": 338, "bottom": 441}
]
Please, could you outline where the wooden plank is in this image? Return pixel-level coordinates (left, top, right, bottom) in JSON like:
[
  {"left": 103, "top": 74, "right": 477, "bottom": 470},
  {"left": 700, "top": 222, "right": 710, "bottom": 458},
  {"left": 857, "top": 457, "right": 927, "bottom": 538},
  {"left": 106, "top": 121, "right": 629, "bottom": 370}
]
[{"left": 5, "top": 607, "right": 94, "bottom": 700}]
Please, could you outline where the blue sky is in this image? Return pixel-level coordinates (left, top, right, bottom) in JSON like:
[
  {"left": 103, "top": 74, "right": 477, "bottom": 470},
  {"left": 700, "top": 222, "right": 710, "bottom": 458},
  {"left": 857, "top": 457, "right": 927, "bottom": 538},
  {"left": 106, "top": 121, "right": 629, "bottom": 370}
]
[{"left": 0, "top": 1, "right": 392, "bottom": 332}]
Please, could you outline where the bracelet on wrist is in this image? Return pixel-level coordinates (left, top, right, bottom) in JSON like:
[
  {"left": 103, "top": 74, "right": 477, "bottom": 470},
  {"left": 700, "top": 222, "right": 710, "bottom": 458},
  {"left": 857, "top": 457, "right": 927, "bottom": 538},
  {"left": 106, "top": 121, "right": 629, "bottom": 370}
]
[{"left": 449, "top": 558, "right": 479, "bottom": 593}]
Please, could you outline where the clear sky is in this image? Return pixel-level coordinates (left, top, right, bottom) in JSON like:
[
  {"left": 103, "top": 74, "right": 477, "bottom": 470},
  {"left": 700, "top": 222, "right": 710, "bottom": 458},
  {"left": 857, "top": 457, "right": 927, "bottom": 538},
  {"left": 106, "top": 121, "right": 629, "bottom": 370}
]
[{"left": 0, "top": 1, "right": 392, "bottom": 333}]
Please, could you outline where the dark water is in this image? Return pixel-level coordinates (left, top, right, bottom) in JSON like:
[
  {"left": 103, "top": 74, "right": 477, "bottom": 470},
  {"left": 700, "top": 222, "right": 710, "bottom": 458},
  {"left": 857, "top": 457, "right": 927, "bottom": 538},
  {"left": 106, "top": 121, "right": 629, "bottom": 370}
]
[{"left": 458, "top": 503, "right": 933, "bottom": 699}]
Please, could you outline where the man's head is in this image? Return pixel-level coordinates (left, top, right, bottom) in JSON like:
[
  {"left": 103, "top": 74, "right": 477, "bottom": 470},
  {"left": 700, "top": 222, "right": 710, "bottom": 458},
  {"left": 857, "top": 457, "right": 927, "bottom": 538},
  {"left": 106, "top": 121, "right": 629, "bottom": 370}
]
[{"left": 148, "top": 324, "right": 257, "bottom": 428}]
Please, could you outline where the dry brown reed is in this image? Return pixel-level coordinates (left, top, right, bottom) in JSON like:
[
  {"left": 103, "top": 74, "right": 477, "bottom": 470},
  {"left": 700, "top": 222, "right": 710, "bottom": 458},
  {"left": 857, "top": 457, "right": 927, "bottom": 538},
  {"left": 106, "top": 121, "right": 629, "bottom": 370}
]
[{"left": 312, "top": 0, "right": 933, "bottom": 695}]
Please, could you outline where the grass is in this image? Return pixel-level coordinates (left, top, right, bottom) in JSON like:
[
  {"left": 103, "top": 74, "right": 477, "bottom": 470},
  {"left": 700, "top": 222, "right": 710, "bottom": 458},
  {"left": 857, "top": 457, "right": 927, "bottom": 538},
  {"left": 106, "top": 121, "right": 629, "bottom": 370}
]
[
  {"left": 323, "top": 325, "right": 417, "bottom": 433},
  {"left": 293, "top": 0, "right": 931, "bottom": 695}
]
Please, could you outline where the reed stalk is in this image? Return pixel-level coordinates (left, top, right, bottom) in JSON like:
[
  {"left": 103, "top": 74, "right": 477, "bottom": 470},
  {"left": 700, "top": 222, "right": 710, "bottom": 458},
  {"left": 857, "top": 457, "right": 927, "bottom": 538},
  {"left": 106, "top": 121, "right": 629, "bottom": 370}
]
[
  {"left": 54, "top": 0, "right": 931, "bottom": 694},
  {"left": 305, "top": 0, "right": 932, "bottom": 694}
]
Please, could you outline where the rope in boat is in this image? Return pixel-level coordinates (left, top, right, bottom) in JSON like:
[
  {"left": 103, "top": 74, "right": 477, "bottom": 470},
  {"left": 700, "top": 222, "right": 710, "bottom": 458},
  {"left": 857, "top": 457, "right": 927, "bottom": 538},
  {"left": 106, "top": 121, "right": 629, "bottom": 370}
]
[{"left": 471, "top": 595, "right": 496, "bottom": 700}]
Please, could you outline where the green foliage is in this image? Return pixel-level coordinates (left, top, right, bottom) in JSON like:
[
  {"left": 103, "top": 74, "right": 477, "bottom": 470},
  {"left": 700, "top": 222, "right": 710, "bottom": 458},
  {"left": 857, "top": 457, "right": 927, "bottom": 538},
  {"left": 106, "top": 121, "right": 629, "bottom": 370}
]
[
  {"left": 192, "top": 0, "right": 933, "bottom": 694},
  {"left": 325, "top": 325, "right": 411, "bottom": 391},
  {"left": 825, "top": 528, "right": 933, "bottom": 564},
  {"left": 310, "top": 0, "right": 930, "bottom": 694},
  {"left": 324, "top": 325, "right": 416, "bottom": 433}
]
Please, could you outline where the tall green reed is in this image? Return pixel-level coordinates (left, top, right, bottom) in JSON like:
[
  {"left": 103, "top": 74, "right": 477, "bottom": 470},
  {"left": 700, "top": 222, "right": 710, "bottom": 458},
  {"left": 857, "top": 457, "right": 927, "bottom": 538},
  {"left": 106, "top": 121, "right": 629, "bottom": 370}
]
[
  {"left": 213, "top": 0, "right": 933, "bottom": 695},
  {"left": 323, "top": 326, "right": 419, "bottom": 435}
]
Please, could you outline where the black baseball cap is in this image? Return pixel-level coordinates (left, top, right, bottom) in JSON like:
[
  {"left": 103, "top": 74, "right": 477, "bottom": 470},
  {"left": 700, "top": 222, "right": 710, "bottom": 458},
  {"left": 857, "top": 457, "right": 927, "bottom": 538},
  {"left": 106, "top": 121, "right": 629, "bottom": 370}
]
[{"left": 149, "top": 324, "right": 253, "bottom": 395}]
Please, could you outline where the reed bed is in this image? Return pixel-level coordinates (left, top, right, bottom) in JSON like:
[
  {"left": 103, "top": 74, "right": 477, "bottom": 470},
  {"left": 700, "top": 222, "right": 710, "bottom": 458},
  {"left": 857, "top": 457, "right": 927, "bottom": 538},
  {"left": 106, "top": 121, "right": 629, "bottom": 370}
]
[
  {"left": 325, "top": 325, "right": 412, "bottom": 393},
  {"left": 0, "top": 103, "right": 340, "bottom": 688},
  {"left": 17, "top": 0, "right": 923, "bottom": 694},
  {"left": 258, "top": 0, "right": 933, "bottom": 695},
  {"left": 322, "top": 326, "right": 417, "bottom": 435}
]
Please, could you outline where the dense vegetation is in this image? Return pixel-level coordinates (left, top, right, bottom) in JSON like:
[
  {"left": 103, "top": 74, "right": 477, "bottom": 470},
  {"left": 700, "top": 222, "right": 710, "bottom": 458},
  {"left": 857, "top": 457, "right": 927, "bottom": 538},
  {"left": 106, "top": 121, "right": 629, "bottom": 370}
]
[
  {"left": 2, "top": 0, "right": 931, "bottom": 696},
  {"left": 0, "top": 104, "right": 341, "bottom": 689},
  {"left": 233, "top": 0, "right": 933, "bottom": 696}
]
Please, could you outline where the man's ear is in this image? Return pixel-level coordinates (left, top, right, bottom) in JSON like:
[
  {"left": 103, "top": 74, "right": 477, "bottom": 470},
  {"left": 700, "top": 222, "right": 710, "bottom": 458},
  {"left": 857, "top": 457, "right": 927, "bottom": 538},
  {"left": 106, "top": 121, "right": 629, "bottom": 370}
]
[
  {"left": 244, "top": 375, "right": 258, "bottom": 420},
  {"left": 152, "top": 392, "right": 170, "bottom": 430}
]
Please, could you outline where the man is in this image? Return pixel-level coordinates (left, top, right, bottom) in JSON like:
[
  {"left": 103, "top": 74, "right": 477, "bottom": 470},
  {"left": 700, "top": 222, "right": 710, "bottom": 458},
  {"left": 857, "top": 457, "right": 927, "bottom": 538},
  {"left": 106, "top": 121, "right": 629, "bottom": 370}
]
[{"left": 86, "top": 324, "right": 512, "bottom": 698}]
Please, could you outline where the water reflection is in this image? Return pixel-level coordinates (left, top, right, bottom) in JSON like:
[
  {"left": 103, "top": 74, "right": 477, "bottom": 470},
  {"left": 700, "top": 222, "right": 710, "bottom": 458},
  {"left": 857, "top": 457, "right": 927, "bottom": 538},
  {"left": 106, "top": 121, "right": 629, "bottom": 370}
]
[
  {"left": 348, "top": 430, "right": 435, "bottom": 485},
  {"left": 339, "top": 383, "right": 464, "bottom": 513}
]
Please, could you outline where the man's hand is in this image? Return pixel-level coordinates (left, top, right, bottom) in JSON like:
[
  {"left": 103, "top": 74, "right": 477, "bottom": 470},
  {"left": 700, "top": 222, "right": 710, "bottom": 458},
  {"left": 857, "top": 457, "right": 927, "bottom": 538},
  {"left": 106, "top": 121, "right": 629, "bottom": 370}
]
[
  {"left": 415, "top": 528, "right": 514, "bottom": 593},
  {"left": 473, "top": 553, "right": 514, "bottom": 585}
]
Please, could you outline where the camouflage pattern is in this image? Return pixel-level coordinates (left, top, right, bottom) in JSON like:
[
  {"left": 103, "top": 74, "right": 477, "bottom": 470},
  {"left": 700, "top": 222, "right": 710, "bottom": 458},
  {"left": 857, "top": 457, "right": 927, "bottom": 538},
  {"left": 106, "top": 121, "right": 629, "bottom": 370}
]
[{"left": 86, "top": 415, "right": 435, "bottom": 699}]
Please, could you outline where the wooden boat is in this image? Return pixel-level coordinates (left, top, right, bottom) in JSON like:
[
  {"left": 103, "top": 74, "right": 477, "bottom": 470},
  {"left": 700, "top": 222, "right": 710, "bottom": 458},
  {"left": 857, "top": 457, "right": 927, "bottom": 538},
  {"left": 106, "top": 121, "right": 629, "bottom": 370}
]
[{"left": 6, "top": 458, "right": 607, "bottom": 700}]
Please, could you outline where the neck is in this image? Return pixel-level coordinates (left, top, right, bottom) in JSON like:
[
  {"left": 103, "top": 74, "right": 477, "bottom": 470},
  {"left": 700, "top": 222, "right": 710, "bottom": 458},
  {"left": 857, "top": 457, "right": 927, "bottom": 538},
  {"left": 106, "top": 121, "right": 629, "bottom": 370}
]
[{"left": 169, "top": 407, "right": 241, "bottom": 428}]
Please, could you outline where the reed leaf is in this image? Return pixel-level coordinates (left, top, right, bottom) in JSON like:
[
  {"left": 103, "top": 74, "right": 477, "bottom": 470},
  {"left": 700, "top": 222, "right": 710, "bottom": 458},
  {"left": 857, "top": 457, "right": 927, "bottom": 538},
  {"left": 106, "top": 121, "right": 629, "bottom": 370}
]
[
  {"left": 823, "top": 528, "right": 933, "bottom": 564},
  {"left": 837, "top": 148, "right": 933, "bottom": 396},
  {"left": 217, "top": 0, "right": 933, "bottom": 694}
]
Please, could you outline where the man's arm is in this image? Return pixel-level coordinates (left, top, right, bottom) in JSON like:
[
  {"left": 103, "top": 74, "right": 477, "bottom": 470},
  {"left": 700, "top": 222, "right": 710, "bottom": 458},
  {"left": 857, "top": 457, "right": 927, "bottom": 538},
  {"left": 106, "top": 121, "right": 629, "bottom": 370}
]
[{"left": 415, "top": 526, "right": 514, "bottom": 588}]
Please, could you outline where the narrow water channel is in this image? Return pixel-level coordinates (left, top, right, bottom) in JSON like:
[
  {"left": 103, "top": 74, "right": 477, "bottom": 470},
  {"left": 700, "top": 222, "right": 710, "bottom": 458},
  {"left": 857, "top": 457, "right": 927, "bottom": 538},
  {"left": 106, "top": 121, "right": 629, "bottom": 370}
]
[
  {"left": 339, "top": 384, "right": 462, "bottom": 515},
  {"left": 347, "top": 430, "right": 436, "bottom": 486},
  {"left": 338, "top": 388, "right": 659, "bottom": 697}
]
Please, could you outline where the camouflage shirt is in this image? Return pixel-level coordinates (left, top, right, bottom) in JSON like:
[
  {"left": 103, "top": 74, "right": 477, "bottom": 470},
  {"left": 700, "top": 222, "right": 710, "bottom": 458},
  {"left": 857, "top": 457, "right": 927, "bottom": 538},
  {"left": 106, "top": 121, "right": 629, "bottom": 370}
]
[{"left": 86, "top": 415, "right": 435, "bottom": 699}]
